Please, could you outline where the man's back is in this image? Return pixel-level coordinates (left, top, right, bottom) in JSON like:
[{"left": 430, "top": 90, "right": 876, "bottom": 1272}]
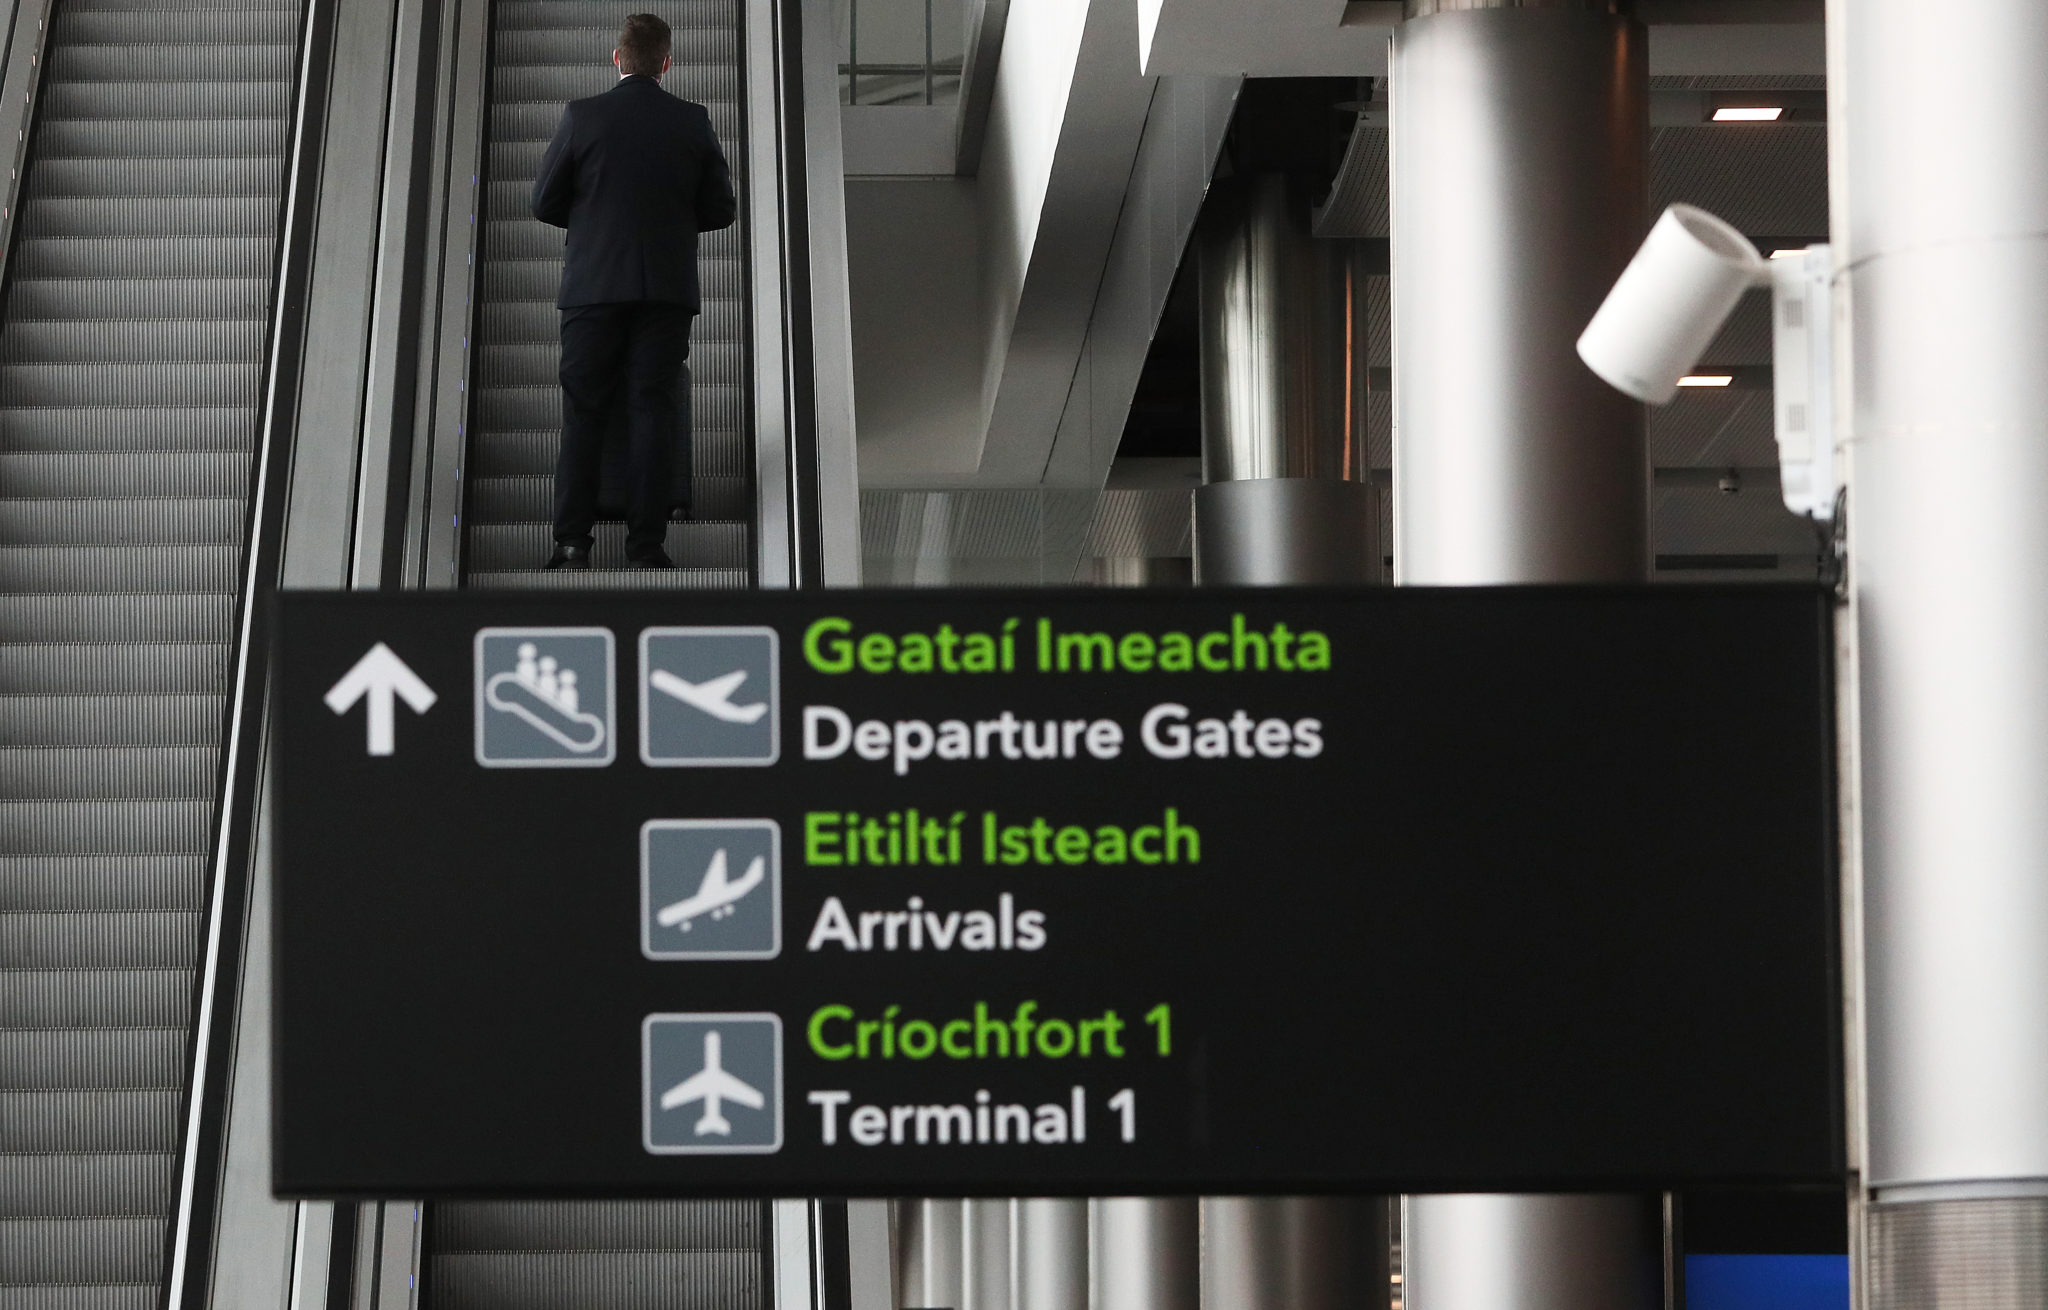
[{"left": 531, "top": 75, "right": 736, "bottom": 310}]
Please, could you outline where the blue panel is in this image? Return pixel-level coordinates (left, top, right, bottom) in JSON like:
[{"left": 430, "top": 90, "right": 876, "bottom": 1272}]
[{"left": 1686, "top": 1255, "right": 1850, "bottom": 1310}]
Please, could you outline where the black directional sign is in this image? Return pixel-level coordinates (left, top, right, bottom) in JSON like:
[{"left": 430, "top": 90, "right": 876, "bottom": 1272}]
[{"left": 272, "top": 587, "right": 1842, "bottom": 1198}]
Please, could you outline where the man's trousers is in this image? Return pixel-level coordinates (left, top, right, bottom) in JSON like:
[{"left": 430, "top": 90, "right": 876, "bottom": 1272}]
[{"left": 554, "top": 300, "right": 694, "bottom": 554}]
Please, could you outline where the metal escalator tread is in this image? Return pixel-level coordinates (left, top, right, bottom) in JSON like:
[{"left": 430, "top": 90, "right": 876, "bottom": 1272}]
[
  {"left": 0, "top": 0, "right": 303, "bottom": 1304},
  {"left": 433, "top": 2, "right": 763, "bottom": 1303},
  {"left": 460, "top": 0, "right": 751, "bottom": 585}
]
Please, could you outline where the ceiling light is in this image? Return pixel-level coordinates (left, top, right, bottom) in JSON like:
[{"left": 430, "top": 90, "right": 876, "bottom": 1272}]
[
  {"left": 1770, "top": 247, "right": 1805, "bottom": 259},
  {"left": 1677, "top": 374, "right": 1735, "bottom": 388},
  {"left": 1714, "top": 106, "right": 1785, "bottom": 122}
]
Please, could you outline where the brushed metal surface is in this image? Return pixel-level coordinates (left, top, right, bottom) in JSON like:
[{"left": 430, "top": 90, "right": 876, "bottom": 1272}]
[
  {"left": 1193, "top": 480, "right": 1378, "bottom": 585},
  {"left": 1404, "top": 1195, "right": 1655, "bottom": 1310},
  {"left": 1200, "top": 1197, "right": 1389, "bottom": 1310},
  {"left": 1198, "top": 174, "right": 1371, "bottom": 484},
  {"left": 1092, "top": 1198, "right": 1198, "bottom": 1310},
  {"left": 1391, "top": 6, "right": 1649, "bottom": 583},
  {"left": 1390, "top": 9, "right": 1655, "bottom": 1307}
]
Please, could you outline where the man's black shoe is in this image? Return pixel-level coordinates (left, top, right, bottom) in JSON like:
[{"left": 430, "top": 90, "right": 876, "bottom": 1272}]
[
  {"left": 545, "top": 543, "right": 592, "bottom": 571},
  {"left": 629, "top": 548, "right": 677, "bottom": 570}
]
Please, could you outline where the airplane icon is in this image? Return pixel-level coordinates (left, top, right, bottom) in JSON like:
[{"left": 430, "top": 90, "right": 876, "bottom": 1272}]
[
  {"left": 655, "top": 848, "right": 765, "bottom": 931},
  {"left": 658, "top": 1030, "right": 766, "bottom": 1136},
  {"left": 648, "top": 668, "right": 768, "bottom": 724}
]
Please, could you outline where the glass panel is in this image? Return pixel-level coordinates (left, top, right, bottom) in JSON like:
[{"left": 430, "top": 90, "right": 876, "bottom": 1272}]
[{"left": 838, "top": 0, "right": 966, "bottom": 106}]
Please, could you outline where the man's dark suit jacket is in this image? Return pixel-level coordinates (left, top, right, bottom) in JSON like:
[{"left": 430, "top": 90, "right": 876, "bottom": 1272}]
[{"left": 530, "top": 74, "right": 738, "bottom": 311}]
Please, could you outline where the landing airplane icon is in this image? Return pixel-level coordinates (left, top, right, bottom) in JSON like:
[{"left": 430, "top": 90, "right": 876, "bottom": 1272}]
[
  {"left": 654, "top": 848, "right": 765, "bottom": 931},
  {"left": 657, "top": 1031, "right": 765, "bottom": 1136},
  {"left": 648, "top": 668, "right": 768, "bottom": 724}
]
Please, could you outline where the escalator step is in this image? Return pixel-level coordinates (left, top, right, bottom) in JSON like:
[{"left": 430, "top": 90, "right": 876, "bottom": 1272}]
[
  {"left": 39, "top": 79, "right": 289, "bottom": 121},
  {"left": 50, "top": 43, "right": 296, "bottom": 83},
  {"left": 5, "top": 280, "right": 272, "bottom": 323},
  {"left": 0, "top": 747, "right": 222, "bottom": 799},
  {"left": 0, "top": 500, "right": 245, "bottom": 545},
  {"left": 0, "top": 695, "right": 226, "bottom": 747},
  {"left": 0, "top": 856, "right": 207, "bottom": 912},
  {"left": 12, "top": 237, "right": 276, "bottom": 280},
  {"left": 0, "top": 916, "right": 200, "bottom": 971},
  {"left": 33, "top": 117, "right": 288, "bottom": 160},
  {"left": 465, "top": 521, "right": 747, "bottom": 572},
  {"left": 2, "top": 321, "right": 268, "bottom": 365},
  {"left": 0, "top": 800, "right": 215, "bottom": 854},
  {"left": 0, "top": 971, "right": 192, "bottom": 1031},
  {"left": 0, "top": 1152, "right": 175, "bottom": 1218},
  {"left": 0, "top": 594, "right": 232, "bottom": 644},
  {"left": 28, "top": 156, "right": 287, "bottom": 199},
  {"left": 429, "top": 1251, "right": 761, "bottom": 1310},
  {"left": 0, "top": 644, "right": 230, "bottom": 695},
  {"left": 433, "top": 1199, "right": 761, "bottom": 1251},
  {"left": 22, "top": 197, "right": 280, "bottom": 240},
  {"left": 0, "top": 451, "right": 253, "bottom": 496},
  {"left": 0, "top": 1090, "right": 179, "bottom": 1155},
  {"left": 0, "top": 1029, "right": 187, "bottom": 1091},
  {"left": 0, "top": 1216, "right": 165, "bottom": 1286}
]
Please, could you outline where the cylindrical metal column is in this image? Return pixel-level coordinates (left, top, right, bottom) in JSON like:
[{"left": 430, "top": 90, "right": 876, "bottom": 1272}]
[
  {"left": 1014, "top": 1199, "right": 1088, "bottom": 1310},
  {"left": 1190, "top": 151, "right": 1387, "bottom": 1310},
  {"left": 963, "top": 1199, "right": 1014, "bottom": 1310},
  {"left": 1193, "top": 170, "right": 1380, "bottom": 583},
  {"left": 1840, "top": 0, "right": 2048, "bottom": 1301},
  {"left": 1092, "top": 1199, "right": 1198, "bottom": 1310},
  {"left": 1200, "top": 1197, "right": 1390, "bottom": 1310},
  {"left": 1195, "top": 480, "right": 1378, "bottom": 586},
  {"left": 1391, "top": 0, "right": 1648, "bottom": 585},
  {"left": 898, "top": 1199, "right": 965, "bottom": 1309},
  {"left": 1389, "top": 3, "right": 1655, "bottom": 1308},
  {"left": 1198, "top": 174, "right": 1365, "bottom": 485},
  {"left": 1404, "top": 1195, "right": 1656, "bottom": 1310}
]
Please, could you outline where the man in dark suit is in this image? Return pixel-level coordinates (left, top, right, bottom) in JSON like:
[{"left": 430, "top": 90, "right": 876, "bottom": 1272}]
[{"left": 531, "top": 12, "right": 737, "bottom": 571}]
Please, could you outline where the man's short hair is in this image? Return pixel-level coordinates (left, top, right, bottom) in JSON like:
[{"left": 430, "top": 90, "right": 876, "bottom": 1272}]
[{"left": 618, "top": 13, "right": 671, "bottom": 76}]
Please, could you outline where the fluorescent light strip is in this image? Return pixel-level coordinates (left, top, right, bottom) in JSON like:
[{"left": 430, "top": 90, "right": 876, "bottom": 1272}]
[
  {"left": 1714, "top": 106, "right": 1785, "bottom": 122},
  {"left": 1770, "top": 247, "right": 1805, "bottom": 259},
  {"left": 1677, "top": 375, "right": 1735, "bottom": 388}
]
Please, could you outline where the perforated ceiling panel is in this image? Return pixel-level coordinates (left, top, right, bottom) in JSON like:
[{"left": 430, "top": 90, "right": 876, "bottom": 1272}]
[{"left": 1650, "top": 124, "right": 1828, "bottom": 236}]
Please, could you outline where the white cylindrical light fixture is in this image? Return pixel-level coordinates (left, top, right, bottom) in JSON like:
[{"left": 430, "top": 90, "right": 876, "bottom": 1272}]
[{"left": 1577, "top": 203, "right": 1765, "bottom": 404}]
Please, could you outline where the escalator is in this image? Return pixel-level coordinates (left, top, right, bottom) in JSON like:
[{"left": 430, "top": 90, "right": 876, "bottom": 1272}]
[
  {"left": 429, "top": 0, "right": 769, "bottom": 1301},
  {"left": 460, "top": 0, "right": 753, "bottom": 588},
  {"left": 0, "top": 0, "right": 302, "bottom": 1304}
]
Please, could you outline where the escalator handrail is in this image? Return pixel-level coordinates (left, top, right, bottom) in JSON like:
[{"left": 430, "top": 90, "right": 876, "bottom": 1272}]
[
  {"left": 0, "top": 0, "right": 56, "bottom": 296},
  {"left": 771, "top": 0, "right": 824, "bottom": 590},
  {"left": 163, "top": 0, "right": 340, "bottom": 1302}
]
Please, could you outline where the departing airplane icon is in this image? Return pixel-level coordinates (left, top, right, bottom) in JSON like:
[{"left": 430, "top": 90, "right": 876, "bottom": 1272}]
[
  {"left": 658, "top": 1030, "right": 766, "bottom": 1135},
  {"left": 654, "top": 848, "right": 765, "bottom": 931},
  {"left": 648, "top": 668, "right": 768, "bottom": 724}
]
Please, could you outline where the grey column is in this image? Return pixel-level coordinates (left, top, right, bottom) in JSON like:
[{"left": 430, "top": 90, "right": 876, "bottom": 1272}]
[
  {"left": 1092, "top": 1199, "right": 1197, "bottom": 1310},
  {"left": 897, "top": 1199, "right": 964, "bottom": 1308},
  {"left": 963, "top": 1199, "right": 1014, "bottom": 1310},
  {"left": 1013, "top": 1200, "right": 1089, "bottom": 1310},
  {"left": 1841, "top": 0, "right": 2048, "bottom": 1302},
  {"left": 1391, "top": 0, "right": 1647, "bottom": 586},
  {"left": 1193, "top": 171, "right": 1379, "bottom": 584},
  {"left": 1190, "top": 162, "right": 1387, "bottom": 1310},
  {"left": 1201, "top": 1197, "right": 1390, "bottom": 1310},
  {"left": 1389, "top": 3, "right": 1655, "bottom": 1308}
]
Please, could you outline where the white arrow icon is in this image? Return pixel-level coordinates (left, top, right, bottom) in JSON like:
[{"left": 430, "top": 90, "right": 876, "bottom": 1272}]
[{"left": 325, "top": 643, "right": 438, "bottom": 756}]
